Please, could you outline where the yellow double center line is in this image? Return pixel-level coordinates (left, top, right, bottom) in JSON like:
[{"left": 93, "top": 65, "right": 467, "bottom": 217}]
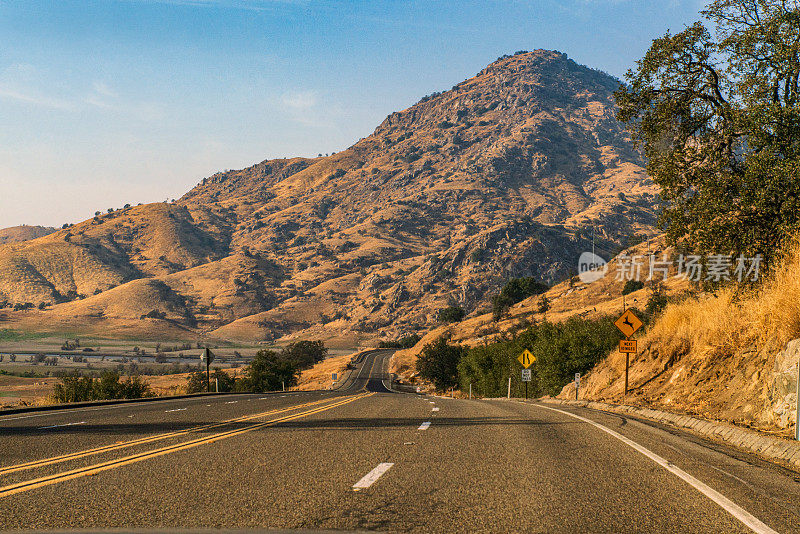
[
  {"left": 0, "top": 392, "right": 373, "bottom": 498},
  {"left": 0, "top": 396, "right": 336, "bottom": 477}
]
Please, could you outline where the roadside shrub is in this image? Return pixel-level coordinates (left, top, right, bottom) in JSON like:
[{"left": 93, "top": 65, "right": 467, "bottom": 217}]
[
  {"left": 236, "top": 350, "right": 300, "bottom": 393},
  {"left": 417, "top": 337, "right": 467, "bottom": 391},
  {"left": 458, "top": 317, "right": 620, "bottom": 397},
  {"left": 52, "top": 371, "right": 152, "bottom": 403}
]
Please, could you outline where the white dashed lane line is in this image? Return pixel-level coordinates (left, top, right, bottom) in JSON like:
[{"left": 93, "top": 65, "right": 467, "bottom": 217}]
[
  {"left": 164, "top": 408, "right": 187, "bottom": 413},
  {"left": 418, "top": 422, "right": 431, "bottom": 430},
  {"left": 353, "top": 463, "right": 394, "bottom": 491}
]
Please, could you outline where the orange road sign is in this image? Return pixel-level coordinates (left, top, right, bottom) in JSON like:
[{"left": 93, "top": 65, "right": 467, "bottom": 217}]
[
  {"left": 518, "top": 349, "right": 535, "bottom": 368},
  {"left": 619, "top": 339, "right": 637, "bottom": 353},
  {"left": 614, "top": 309, "right": 643, "bottom": 338}
]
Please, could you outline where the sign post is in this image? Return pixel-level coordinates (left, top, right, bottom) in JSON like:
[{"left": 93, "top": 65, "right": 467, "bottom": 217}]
[
  {"left": 574, "top": 372, "right": 580, "bottom": 400},
  {"left": 200, "top": 348, "right": 215, "bottom": 392},
  {"left": 614, "top": 309, "right": 642, "bottom": 398},
  {"left": 518, "top": 350, "right": 535, "bottom": 400},
  {"left": 521, "top": 369, "right": 532, "bottom": 399}
]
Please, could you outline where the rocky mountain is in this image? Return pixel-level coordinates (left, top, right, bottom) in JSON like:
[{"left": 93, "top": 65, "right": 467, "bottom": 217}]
[{"left": 0, "top": 50, "right": 659, "bottom": 344}]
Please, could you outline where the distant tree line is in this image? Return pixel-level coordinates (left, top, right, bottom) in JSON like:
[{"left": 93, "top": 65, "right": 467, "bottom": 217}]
[{"left": 185, "top": 341, "right": 328, "bottom": 394}]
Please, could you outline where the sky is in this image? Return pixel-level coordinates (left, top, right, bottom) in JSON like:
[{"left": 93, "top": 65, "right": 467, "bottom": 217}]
[{"left": 0, "top": 0, "right": 706, "bottom": 229}]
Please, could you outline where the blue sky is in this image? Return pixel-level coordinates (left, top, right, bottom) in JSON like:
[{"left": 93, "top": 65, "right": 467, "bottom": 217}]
[{"left": 0, "top": 0, "right": 706, "bottom": 228}]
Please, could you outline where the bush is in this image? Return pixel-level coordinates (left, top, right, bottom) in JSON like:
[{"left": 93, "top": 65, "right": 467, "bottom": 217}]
[
  {"left": 645, "top": 284, "right": 669, "bottom": 319},
  {"left": 437, "top": 306, "right": 465, "bottom": 324},
  {"left": 458, "top": 317, "right": 621, "bottom": 397},
  {"left": 537, "top": 295, "right": 551, "bottom": 313},
  {"left": 52, "top": 371, "right": 152, "bottom": 403},
  {"left": 622, "top": 279, "right": 645, "bottom": 295},
  {"left": 282, "top": 340, "right": 327, "bottom": 370},
  {"left": 236, "top": 350, "right": 300, "bottom": 393},
  {"left": 492, "top": 277, "right": 549, "bottom": 320},
  {"left": 378, "top": 334, "right": 421, "bottom": 349},
  {"left": 416, "top": 337, "right": 467, "bottom": 391},
  {"left": 186, "top": 369, "right": 234, "bottom": 393}
]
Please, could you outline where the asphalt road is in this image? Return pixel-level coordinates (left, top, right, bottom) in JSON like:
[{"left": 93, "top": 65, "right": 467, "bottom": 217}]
[{"left": 1, "top": 349, "right": 799, "bottom": 533}]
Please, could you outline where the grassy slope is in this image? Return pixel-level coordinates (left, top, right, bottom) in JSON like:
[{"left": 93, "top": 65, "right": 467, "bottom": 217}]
[{"left": 559, "top": 239, "right": 800, "bottom": 433}]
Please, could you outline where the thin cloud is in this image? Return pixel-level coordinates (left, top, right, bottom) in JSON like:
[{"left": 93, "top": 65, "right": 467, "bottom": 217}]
[
  {"left": 0, "top": 86, "right": 74, "bottom": 110},
  {"left": 282, "top": 90, "right": 317, "bottom": 110}
]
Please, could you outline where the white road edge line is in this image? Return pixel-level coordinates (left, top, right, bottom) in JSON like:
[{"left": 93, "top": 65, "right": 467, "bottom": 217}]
[
  {"left": 535, "top": 404, "right": 778, "bottom": 534},
  {"left": 353, "top": 462, "right": 394, "bottom": 490},
  {"left": 38, "top": 421, "right": 86, "bottom": 430},
  {"left": 418, "top": 422, "right": 431, "bottom": 430}
]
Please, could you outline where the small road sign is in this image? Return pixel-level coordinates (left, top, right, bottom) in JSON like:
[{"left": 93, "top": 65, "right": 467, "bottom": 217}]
[
  {"left": 332, "top": 373, "right": 338, "bottom": 381},
  {"left": 619, "top": 339, "right": 637, "bottom": 353},
  {"left": 521, "top": 369, "right": 532, "bottom": 382},
  {"left": 614, "top": 309, "right": 643, "bottom": 338},
  {"left": 200, "top": 348, "right": 215, "bottom": 364},
  {"left": 574, "top": 372, "right": 580, "bottom": 385},
  {"left": 518, "top": 349, "right": 536, "bottom": 368}
]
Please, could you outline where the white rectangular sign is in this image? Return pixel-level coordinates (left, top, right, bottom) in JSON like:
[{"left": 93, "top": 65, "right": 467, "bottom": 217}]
[{"left": 521, "top": 369, "right": 532, "bottom": 382}]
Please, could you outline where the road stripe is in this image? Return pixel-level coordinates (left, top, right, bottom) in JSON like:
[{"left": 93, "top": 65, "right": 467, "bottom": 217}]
[
  {"left": 37, "top": 421, "right": 85, "bottom": 430},
  {"left": 164, "top": 408, "right": 187, "bottom": 413},
  {"left": 0, "top": 396, "right": 338, "bottom": 477},
  {"left": 418, "top": 422, "right": 431, "bottom": 430},
  {"left": 353, "top": 462, "right": 394, "bottom": 490},
  {"left": 535, "top": 404, "right": 778, "bottom": 534},
  {"left": 0, "top": 392, "right": 373, "bottom": 498}
]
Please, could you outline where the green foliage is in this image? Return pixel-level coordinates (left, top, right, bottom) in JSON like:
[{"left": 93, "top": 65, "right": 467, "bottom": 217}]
[
  {"left": 615, "top": 1, "right": 800, "bottom": 268},
  {"left": 459, "top": 317, "right": 621, "bottom": 397},
  {"left": 52, "top": 371, "right": 152, "bottom": 403},
  {"left": 492, "top": 277, "right": 549, "bottom": 320},
  {"left": 378, "top": 334, "right": 421, "bottom": 349},
  {"left": 236, "top": 350, "right": 299, "bottom": 393},
  {"left": 622, "top": 279, "right": 645, "bottom": 295},
  {"left": 186, "top": 368, "right": 236, "bottom": 393},
  {"left": 417, "top": 337, "right": 467, "bottom": 391},
  {"left": 437, "top": 306, "right": 466, "bottom": 324},
  {"left": 282, "top": 340, "right": 328, "bottom": 369},
  {"left": 537, "top": 295, "right": 551, "bottom": 313},
  {"left": 644, "top": 283, "right": 669, "bottom": 319}
]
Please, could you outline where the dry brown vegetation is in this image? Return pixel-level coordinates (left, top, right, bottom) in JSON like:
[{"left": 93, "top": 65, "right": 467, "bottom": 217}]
[{"left": 560, "top": 239, "right": 800, "bottom": 432}]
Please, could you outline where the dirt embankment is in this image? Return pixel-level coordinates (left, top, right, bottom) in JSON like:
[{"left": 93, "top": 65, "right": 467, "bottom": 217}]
[{"left": 560, "top": 239, "right": 800, "bottom": 435}]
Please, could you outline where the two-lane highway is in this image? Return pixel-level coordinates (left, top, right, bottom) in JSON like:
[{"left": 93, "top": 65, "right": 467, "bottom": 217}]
[{"left": 1, "top": 349, "right": 799, "bottom": 532}]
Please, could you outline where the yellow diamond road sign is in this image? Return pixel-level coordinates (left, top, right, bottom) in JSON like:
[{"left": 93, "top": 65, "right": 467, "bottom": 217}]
[
  {"left": 518, "top": 349, "right": 535, "bottom": 368},
  {"left": 615, "top": 309, "right": 643, "bottom": 338}
]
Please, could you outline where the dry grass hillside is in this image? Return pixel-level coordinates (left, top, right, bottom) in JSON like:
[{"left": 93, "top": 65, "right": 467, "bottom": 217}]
[
  {"left": 0, "top": 50, "right": 659, "bottom": 343},
  {"left": 559, "top": 239, "right": 800, "bottom": 433},
  {"left": 0, "top": 225, "right": 56, "bottom": 245}
]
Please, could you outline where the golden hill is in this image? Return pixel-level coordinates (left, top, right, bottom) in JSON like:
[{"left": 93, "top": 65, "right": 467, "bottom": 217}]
[
  {"left": 0, "top": 225, "right": 56, "bottom": 245},
  {"left": 0, "top": 50, "right": 659, "bottom": 343}
]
